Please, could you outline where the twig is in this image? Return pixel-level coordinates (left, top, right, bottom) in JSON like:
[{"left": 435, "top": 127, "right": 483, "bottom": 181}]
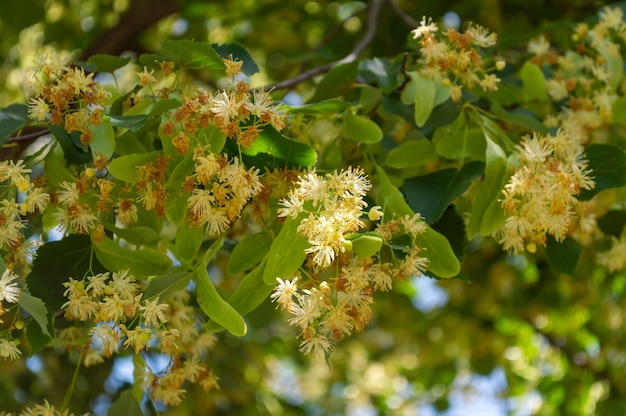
[
  {"left": 386, "top": 0, "right": 419, "bottom": 28},
  {"left": 7, "top": 128, "right": 50, "bottom": 143},
  {"left": 263, "top": 0, "right": 386, "bottom": 91}
]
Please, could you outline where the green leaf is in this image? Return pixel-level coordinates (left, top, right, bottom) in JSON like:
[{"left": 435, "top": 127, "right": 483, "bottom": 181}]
[
  {"left": 310, "top": 61, "right": 359, "bottom": 102},
  {"left": 108, "top": 151, "right": 161, "bottom": 183},
  {"left": 228, "top": 261, "right": 272, "bottom": 315},
  {"left": 165, "top": 151, "right": 195, "bottom": 191},
  {"left": 29, "top": 234, "right": 106, "bottom": 311},
  {"left": 342, "top": 109, "right": 383, "bottom": 143},
  {"left": 161, "top": 39, "right": 226, "bottom": 71},
  {"left": 612, "top": 97, "right": 626, "bottom": 125},
  {"left": 195, "top": 265, "right": 247, "bottom": 337},
  {"left": 48, "top": 124, "right": 92, "bottom": 165},
  {"left": 286, "top": 99, "right": 349, "bottom": 115},
  {"left": 108, "top": 114, "right": 148, "bottom": 131},
  {"left": 386, "top": 140, "right": 436, "bottom": 168},
  {"left": 44, "top": 149, "right": 78, "bottom": 186},
  {"left": 19, "top": 292, "right": 50, "bottom": 337},
  {"left": 359, "top": 57, "right": 400, "bottom": 93},
  {"left": 94, "top": 236, "right": 172, "bottom": 278},
  {"left": 228, "top": 125, "right": 317, "bottom": 169},
  {"left": 227, "top": 231, "right": 272, "bottom": 275},
  {"left": 374, "top": 165, "right": 413, "bottom": 219},
  {"left": 144, "top": 273, "right": 190, "bottom": 299},
  {"left": 412, "top": 72, "right": 437, "bottom": 127},
  {"left": 175, "top": 222, "right": 204, "bottom": 265},
  {"left": 348, "top": 233, "right": 384, "bottom": 259},
  {"left": 491, "top": 103, "right": 547, "bottom": 133},
  {"left": 85, "top": 54, "right": 132, "bottom": 73},
  {"left": 467, "top": 136, "right": 509, "bottom": 237},
  {"left": 598, "top": 42, "right": 623, "bottom": 90},
  {"left": 132, "top": 354, "right": 146, "bottom": 403},
  {"left": 403, "top": 161, "right": 485, "bottom": 224},
  {"left": 519, "top": 61, "right": 548, "bottom": 102},
  {"left": 545, "top": 236, "right": 581, "bottom": 276},
  {"left": 107, "top": 389, "right": 143, "bottom": 416},
  {"left": 0, "top": 104, "right": 28, "bottom": 144},
  {"left": 25, "top": 318, "right": 52, "bottom": 355},
  {"left": 432, "top": 113, "right": 486, "bottom": 161},
  {"left": 197, "top": 124, "right": 227, "bottom": 153},
  {"left": 164, "top": 192, "right": 188, "bottom": 225},
  {"left": 431, "top": 205, "right": 467, "bottom": 261},
  {"left": 579, "top": 144, "right": 626, "bottom": 200},
  {"left": 89, "top": 120, "right": 115, "bottom": 159},
  {"left": 414, "top": 225, "right": 461, "bottom": 278},
  {"left": 206, "top": 261, "right": 272, "bottom": 332},
  {"left": 212, "top": 42, "right": 260, "bottom": 75},
  {"left": 101, "top": 220, "right": 159, "bottom": 246},
  {"left": 263, "top": 216, "right": 310, "bottom": 285}
]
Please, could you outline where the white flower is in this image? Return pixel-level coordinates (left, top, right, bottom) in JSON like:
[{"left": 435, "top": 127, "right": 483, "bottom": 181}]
[{"left": 0, "top": 269, "right": 20, "bottom": 303}]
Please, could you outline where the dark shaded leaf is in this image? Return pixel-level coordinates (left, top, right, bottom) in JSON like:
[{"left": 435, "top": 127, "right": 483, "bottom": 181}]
[
  {"left": 310, "top": 61, "right": 359, "bottom": 103},
  {"left": 212, "top": 42, "right": 260, "bottom": 75},
  {"left": 161, "top": 39, "right": 226, "bottom": 71},
  {"left": 29, "top": 235, "right": 106, "bottom": 311},
  {"left": 403, "top": 161, "right": 485, "bottom": 224},
  {"left": 579, "top": 144, "right": 626, "bottom": 200},
  {"left": 85, "top": 55, "right": 132, "bottom": 73},
  {"left": 545, "top": 236, "right": 582, "bottom": 276}
]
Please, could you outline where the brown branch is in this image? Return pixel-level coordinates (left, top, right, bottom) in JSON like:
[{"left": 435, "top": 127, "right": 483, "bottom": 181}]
[
  {"left": 263, "top": 0, "right": 386, "bottom": 91},
  {"left": 80, "top": 0, "right": 179, "bottom": 59},
  {"left": 386, "top": 0, "right": 419, "bottom": 28}
]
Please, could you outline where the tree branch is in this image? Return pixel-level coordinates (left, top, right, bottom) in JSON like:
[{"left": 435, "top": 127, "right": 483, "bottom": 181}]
[
  {"left": 80, "top": 0, "right": 179, "bottom": 59},
  {"left": 263, "top": 0, "right": 386, "bottom": 91},
  {"left": 386, "top": 0, "right": 419, "bottom": 28}
]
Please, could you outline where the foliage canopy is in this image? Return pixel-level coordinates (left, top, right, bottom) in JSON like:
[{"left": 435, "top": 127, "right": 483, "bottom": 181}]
[{"left": 1, "top": 0, "right": 626, "bottom": 415}]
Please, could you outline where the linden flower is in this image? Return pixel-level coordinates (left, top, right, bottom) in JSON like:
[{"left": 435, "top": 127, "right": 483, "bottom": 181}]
[
  {"left": 139, "top": 297, "right": 169, "bottom": 327},
  {"left": 270, "top": 277, "right": 299, "bottom": 310},
  {"left": 528, "top": 35, "right": 550, "bottom": 57},
  {"left": 0, "top": 269, "right": 20, "bottom": 304},
  {"left": 411, "top": 16, "right": 438, "bottom": 39},
  {"left": 278, "top": 167, "right": 371, "bottom": 269},
  {"left": 0, "top": 338, "right": 21, "bottom": 360},
  {"left": 27, "top": 97, "right": 50, "bottom": 121}
]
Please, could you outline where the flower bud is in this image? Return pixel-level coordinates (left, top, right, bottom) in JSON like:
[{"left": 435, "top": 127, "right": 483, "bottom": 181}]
[{"left": 368, "top": 206, "right": 384, "bottom": 221}]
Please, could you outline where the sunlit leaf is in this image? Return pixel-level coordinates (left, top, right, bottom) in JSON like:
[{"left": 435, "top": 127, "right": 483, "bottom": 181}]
[
  {"left": 263, "top": 216, "right": 310, "bottom": 284},
  {"left": 108, "top": 150, "right": 161, "bottom": 183},
  {"left": 342, "top": 109, "right": 383, "bottom": 143},
  {"left": 195, "top": 265, "right": 247, "bottom": 337},
  {"left": 228, "top": 230, "right": 272, "bottom": 275},
  {"left": 386, "top": 139, "right": 436, "bottom": 168},
  {"left": 19, "top": 292, "right": 50, "bottom": 337}
]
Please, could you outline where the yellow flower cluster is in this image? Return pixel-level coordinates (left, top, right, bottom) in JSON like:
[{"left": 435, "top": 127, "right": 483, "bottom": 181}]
[
  {"left": 62, "top": 270, "right": 168, "bottom": 361},
  {"left": 273, "top": 167, "right": 430, "bottom": 355},
  {"left": 160, "top": 58, "right": 286, "bottom": 152},
  {"left": 185, "top": 147, "right": 263, "bottom": 236},
  {"left": 497, "top": 131, "right": 594, "bottom": 253},
  {"left": 0, "top": 399, "right": 88, "bottom": 416},
  {"left": 0, "top": 160, "right": 49, "bottom": 253},
  {"left": 27, "top": 54, "right": 109, "bottom": 144},
  {"left": 412, "top": 16, "right": 501, "bottom": 101},
  {"left": 278, "top": 167, "right": 371, "bottom": 268},
  {"left": 61, "top": 275, "right": 221, "bottom": 404}
]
